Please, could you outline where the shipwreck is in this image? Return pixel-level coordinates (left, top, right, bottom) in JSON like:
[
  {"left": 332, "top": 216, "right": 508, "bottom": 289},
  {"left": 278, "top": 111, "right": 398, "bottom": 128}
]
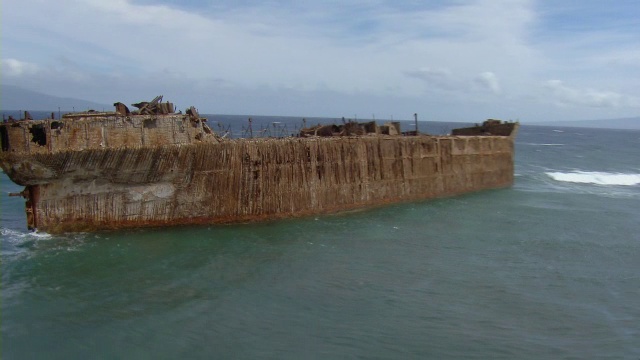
[{"left": 0, "top": 96, "right": 519, "bottom": 233}]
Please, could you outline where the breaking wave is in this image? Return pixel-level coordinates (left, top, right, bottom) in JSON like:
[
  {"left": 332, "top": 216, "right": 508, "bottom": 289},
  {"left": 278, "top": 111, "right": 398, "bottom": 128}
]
[
  {"left": 1, "top": 227, "right": 52, "bottom": 257},
  {"left": 546, "top": 171, "right": 640, "bottom": 186},
  {"left": 1, "top": 227, "right": 52, "bottom": 241}
]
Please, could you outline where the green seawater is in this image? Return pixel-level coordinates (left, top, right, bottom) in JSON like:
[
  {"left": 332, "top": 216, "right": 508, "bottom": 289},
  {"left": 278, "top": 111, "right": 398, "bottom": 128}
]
[{"left": 2, "top": 123, "right": 639, "bottom": 359}]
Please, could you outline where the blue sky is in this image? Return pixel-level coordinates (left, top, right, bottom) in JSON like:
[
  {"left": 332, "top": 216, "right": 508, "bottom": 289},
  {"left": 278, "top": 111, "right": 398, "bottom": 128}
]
[{"left": 2, "top": 0, "right": 639, "bottom": 122}]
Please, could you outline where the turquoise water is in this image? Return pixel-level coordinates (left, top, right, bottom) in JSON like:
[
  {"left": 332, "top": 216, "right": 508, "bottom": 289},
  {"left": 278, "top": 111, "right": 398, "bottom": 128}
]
[{"left": 2, "top": 123, "right": 639, "bottom": 359}]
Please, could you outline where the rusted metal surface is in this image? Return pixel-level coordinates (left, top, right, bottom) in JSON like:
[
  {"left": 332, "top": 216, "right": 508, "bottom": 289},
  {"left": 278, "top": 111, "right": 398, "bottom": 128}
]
[
  {"left": 0, "top": 98, "right": 519, "bottom": 233},
  {"left": 299, "top": 120, "right": 403, "bottom": 137},
  {"left": 451, "top": 119, "right": 519, "bottom": 137},
  {"left": 131, "top": 95, "right": 176, "bottom": 115}
]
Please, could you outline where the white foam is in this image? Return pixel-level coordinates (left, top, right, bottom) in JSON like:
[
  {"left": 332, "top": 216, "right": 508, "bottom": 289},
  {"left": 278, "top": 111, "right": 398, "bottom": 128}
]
[
  {"left": 523, "top": 143, "right": 564, "bottom": 146},
  {"left": 2, "top": 227, "right": 30, "bottom": 239},
  {"left": 30, "top": 231, "right": 53, "bottom": 239},
  {"left": 546, "top": 171, "right": 640, "bottom": 186},
  {"left": 0, "top": 227, "right": 52, "bottom": 242}
]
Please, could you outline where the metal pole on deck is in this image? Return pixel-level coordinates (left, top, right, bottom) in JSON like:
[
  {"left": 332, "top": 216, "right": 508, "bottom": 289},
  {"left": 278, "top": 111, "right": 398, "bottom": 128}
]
[{"left": 414, "top": 113, "right": 419, "bottom": 135}]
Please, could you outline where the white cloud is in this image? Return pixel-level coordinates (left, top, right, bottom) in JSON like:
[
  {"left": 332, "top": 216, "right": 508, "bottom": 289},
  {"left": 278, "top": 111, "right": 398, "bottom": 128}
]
[
  {"left": 3, "top": 0, "right": 538, "bottom": 92},
  {"left": 474, "top": 72, "right": 501, "bottom": 94},
  {"left": 2, "top": 59, "right": 40, "bottom": 77},
  {"left": 406, "top": 68, "right": 502, "bottom": 97},
  {"left": 404, "top": 67, "right": 458, "bottom": 91},
  {"left": 544, "top": 80, "right": 631, "bottom": 108}
]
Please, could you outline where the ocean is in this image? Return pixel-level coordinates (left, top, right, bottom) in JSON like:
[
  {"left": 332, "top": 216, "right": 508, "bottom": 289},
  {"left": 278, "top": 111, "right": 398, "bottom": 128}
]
[{"left": 1, "top": 118, "right": 639, "bottom": 359}]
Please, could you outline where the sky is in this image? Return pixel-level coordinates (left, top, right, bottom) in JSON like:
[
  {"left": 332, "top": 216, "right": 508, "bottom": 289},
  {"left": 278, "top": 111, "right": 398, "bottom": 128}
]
[{"left": 2, "top": 0, "right": 639, "bottom": 122}]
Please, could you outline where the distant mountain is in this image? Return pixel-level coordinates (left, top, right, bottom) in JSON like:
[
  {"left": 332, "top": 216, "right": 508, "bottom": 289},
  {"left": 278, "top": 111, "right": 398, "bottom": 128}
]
[
  {"left": 531, "top": 117, "right": 640, "bottom": 130},
  {"left": 1, "top": 84, "right": 110, "bottom": 111}
]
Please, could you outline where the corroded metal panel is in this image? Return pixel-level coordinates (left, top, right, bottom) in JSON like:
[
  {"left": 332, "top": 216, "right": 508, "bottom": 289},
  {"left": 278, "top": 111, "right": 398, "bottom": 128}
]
[{"left": 1, "top": 110, "right": 518, "bottom": 233}]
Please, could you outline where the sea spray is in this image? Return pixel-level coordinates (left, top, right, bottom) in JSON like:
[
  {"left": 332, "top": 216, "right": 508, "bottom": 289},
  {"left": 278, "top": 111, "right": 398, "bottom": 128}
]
[{"left": 546, "top": 171, "right": 640, "bottom": 186}]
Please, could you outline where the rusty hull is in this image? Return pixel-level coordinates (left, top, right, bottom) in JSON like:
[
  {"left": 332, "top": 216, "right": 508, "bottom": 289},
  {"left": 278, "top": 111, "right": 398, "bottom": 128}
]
[
  {"left": 451, "top": 119, "right": 519, "bottom": 137},
  {"left": 1, "top": 106, "right": 518, "bottom": 233}
]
